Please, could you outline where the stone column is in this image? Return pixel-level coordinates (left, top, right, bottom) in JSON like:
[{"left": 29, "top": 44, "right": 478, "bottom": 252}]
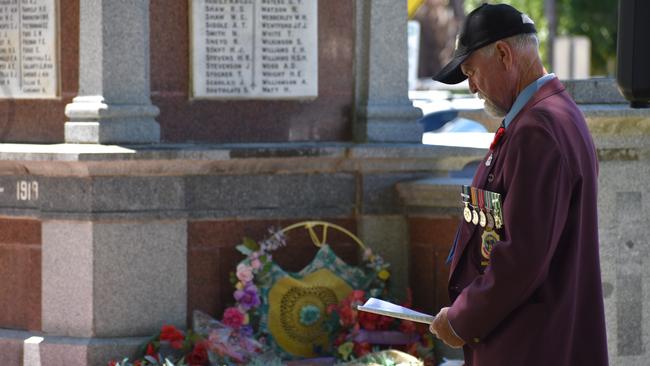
[
  {"left": 40, "top": 218, "right": 187, "bottom": 364},
  {"left": 64, "top": 0, "right": 160, "bottom": 144},
  {"left": 354, "top": 0, "right": 423, "bottom": 142},
  {"left": 42, "top": 221, "right": 187, "bottom": 338}
]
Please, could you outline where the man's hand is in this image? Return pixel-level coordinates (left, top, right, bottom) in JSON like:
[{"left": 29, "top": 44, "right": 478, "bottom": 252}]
[{"left": 430, "top": 307, "right": 465, "bottom": 348}]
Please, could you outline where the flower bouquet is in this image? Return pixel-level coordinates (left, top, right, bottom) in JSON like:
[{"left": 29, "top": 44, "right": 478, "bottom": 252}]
[
  {"left": 323, "top": 289, "right": 436, "bottom": 365},
  {"left": 107, "top": 325, "right": 210, "bottom": 366}
]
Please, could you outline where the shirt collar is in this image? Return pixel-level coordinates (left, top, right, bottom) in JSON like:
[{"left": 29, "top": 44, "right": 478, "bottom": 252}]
[{"left": 503, "top": 73, "right": 556, "bottom": 129}]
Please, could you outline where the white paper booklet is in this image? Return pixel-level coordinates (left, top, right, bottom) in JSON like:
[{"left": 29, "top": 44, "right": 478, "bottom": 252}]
[{"left": 357, "top": 297, "right": 435, "bottom": 324}]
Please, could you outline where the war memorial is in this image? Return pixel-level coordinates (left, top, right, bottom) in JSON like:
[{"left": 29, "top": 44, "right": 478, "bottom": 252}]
[{"left": 0, "top": 1, "right": 646, "bottom": 365}]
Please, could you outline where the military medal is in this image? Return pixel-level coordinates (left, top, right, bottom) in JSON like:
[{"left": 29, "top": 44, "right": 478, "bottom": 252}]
[
  {"left": 492, "top": 192, "right": 503, "bottom": 229},
  {"left": 480, "top": 230, "right": 500, "bottom": 266},
  {"left": 486, "top": 211, "right": 495, "bottom": 230},
  {"left": 464, "top": 204, "right": 472, "bottom": 223},
  {"left": 478, "top": 189, "right": 487, "bottom": 227},
  {"left": 461, "top": 186, "right": 472, "bottom": 223},
  {"left": 470, "top": 187, "right": 479, "bottom": 226},
  {"left": 485, "top": 190, "right": 495, "bottom": 231}
]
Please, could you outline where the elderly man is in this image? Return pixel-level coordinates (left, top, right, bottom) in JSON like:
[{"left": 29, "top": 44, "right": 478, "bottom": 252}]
[{"left": 429, "top": 3, "right": 608, "bottom": 366}]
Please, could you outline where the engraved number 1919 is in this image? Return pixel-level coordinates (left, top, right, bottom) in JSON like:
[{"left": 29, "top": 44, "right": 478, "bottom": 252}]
[{"left": 16, "top": 180, "right": 38, "bottom": 201}]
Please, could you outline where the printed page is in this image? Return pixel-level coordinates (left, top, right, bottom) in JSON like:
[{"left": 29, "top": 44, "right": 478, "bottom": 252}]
[{"left": 357, "top": 297, "right": 435, "bottom": 324}]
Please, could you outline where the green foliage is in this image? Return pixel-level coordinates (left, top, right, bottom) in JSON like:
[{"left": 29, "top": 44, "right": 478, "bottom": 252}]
[
  {"left": 464, "top": 0, "right": 618, "bottom": 76},
  {"left": 557, "top": 0, "right": 618, "bottom": 75}
]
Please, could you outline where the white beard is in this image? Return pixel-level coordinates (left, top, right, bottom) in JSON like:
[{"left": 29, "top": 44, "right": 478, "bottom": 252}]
[{"left": 478, "top": 92, "right": 507, "bottom": 118}]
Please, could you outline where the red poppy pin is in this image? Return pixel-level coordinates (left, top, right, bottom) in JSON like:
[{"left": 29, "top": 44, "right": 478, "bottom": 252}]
[{"left": 490, "top": 126, "right": 506, "bottom": 151}]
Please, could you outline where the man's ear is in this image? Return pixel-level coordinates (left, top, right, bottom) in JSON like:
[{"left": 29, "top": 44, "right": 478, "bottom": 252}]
[{"left": 495, "top": 41, "right": 513, "bottom": 70}]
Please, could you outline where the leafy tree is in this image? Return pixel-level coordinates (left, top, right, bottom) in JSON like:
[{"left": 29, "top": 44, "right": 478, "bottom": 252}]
[
  {"left": 463, "top": 0, "right": 617, "bottom": 76},
  {"left": 557, "top": 0, "right": 618, "bottom": 76}
]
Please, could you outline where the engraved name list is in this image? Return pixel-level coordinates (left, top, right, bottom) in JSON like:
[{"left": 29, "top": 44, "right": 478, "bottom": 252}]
[
  {"left": 192, "top": 0, "right": 318, "bottom": 99},
  {"left": 0, "top": 0, "right": 57, "bottom": 98}
]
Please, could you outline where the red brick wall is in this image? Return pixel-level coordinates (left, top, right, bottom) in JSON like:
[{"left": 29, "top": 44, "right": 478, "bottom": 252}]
[
  {"left": 408, "top": 216, "right": 460, "bottom": 314},
  {"left": 187, "top": 218, "right": 359, "bottom": 325},
  {"left": 0, "top": 218, "right": 41, "bottom": 330},
  {"left": 188, "top": 216, "right": 464, "bottom": 326}
]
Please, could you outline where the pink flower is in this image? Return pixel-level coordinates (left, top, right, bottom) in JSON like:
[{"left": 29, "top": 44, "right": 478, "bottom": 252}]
[
  {"left": 250, "top": 258, "right": 261, "bottom": 270},
  {"left": 223, "top": 307, "right": 245, "bottom": 330},
  {"left": 236, "top": 263, "right": 254, "bottom": 283}
]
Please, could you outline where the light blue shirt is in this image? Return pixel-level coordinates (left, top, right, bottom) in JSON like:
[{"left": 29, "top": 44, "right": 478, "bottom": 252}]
[{"left": 503, "top": 73, "right": 556, "bottom": 129}]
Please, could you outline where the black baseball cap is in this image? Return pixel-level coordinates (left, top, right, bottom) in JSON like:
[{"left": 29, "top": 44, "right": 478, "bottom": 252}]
[{"left": 433, "top": 3, "right": 537, "bottom": 84}]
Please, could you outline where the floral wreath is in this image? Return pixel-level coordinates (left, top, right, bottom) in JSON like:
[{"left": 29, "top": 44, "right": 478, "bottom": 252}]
[
  {"left": 107, "top": 223, "right": 434, "bottom": 365},
  {"left": 221, "top": 223, "right": 400, "bottom": 360}
]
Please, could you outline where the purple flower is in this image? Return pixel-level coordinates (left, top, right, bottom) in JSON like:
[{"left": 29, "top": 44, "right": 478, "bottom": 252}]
[
  {"left": 234, "top": 282, "right": 261, "bottom": 310},
  {"left": 239, "top": 324, "right": 254, "bottom": 338}
]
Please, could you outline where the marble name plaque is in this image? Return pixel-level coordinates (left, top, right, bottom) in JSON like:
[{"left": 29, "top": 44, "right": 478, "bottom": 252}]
[
  {"left": 191, "top": 0, "right": 318, "bottom": 99},
  {"left": 0, "top": 0, "right": 58, "bottom": 98}
]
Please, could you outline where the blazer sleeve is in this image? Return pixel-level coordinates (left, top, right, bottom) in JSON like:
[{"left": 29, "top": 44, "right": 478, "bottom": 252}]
[{"left": 447, "top": 122, "right": 574, "bottom": 343}]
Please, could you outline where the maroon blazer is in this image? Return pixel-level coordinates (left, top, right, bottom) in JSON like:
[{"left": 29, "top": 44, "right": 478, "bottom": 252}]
[{"left": 447, "top": 78, "right": 608, "bottom": 366}]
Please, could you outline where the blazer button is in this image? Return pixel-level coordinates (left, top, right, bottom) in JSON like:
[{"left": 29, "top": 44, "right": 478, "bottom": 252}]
[
  {"left": 473, "top": 337, "right": 480, "bottom": 343},
  {"left": 487, "top": 173, "right": 494, "bottom": 183}
]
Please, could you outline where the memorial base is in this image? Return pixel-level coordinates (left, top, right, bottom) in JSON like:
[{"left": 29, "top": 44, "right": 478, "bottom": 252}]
[
  {"left": 64, "top": 96, "right": 160, "bottom": 144},
  {"left": 0, "top": 329, "right": 147, "bottom": 366},
  {"left": 356, "top": 101, "right": 423, "bottom": 142},
  {"left": 64, "top": 120, "right": 161, "bottom": 144}
]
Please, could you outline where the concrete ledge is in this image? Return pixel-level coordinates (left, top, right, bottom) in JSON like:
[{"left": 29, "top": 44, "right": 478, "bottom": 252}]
[
  {"left": 0, "top": 329, "right": 148, "bottom": 366},
  {"left": 397, "top": 177, "right": 471, "bottom": 216},
  {"left": 0, "top": 142, "right": 486, "bottom": 175},
  {"left": 563, "top": 78, "right": 628, "bottom": 105},
  {"left": 0, "top": 143, "right": 487, "bottom": 219}
]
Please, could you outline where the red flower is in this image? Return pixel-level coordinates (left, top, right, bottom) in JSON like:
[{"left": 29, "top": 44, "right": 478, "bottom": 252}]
[
  {"left": 159, "top": 325, "right": 185, "bottom": 350},
  {"left": 490, "top": 127, "right": 506, "bottom": 150},
  {"left": 353, "top": 342, "right": 372, "bottom": 358},
  {"left": 358, "top": 311, "right": 379, "bottom": 330},
  {"left": 377, "top": 315, "right": 394, "bottom": 330},
  {"left": 406, "top": 342, "right": 419, "bottom": 355},
  {"left": 186, "top": 340, "right": 210, "bottom": 366},
  {"left": 399, "top": 319, "right": 417, "bottom": 333},
  {"left": 350, "top": 290, "right": 365, "bottom": 303},
  {"left": 338, "top": 305, "right": 357, "bottom": 328},
  {"left": 145, "top": 343, "right": 157, "bottom": 358},
  {"left": 333, "top": 332, "right": 348, "bottom": 347},
  {"left": 134, "top": 361, "right": 143, "bottom": 366},
  {"left": 107, "top": 361, "right": 117, "bottom": 366}
]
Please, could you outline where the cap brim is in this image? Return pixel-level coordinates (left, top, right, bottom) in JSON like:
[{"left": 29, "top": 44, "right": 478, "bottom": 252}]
[{"left": 432, "top": 53, "right": 470, "bottom": 85}]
